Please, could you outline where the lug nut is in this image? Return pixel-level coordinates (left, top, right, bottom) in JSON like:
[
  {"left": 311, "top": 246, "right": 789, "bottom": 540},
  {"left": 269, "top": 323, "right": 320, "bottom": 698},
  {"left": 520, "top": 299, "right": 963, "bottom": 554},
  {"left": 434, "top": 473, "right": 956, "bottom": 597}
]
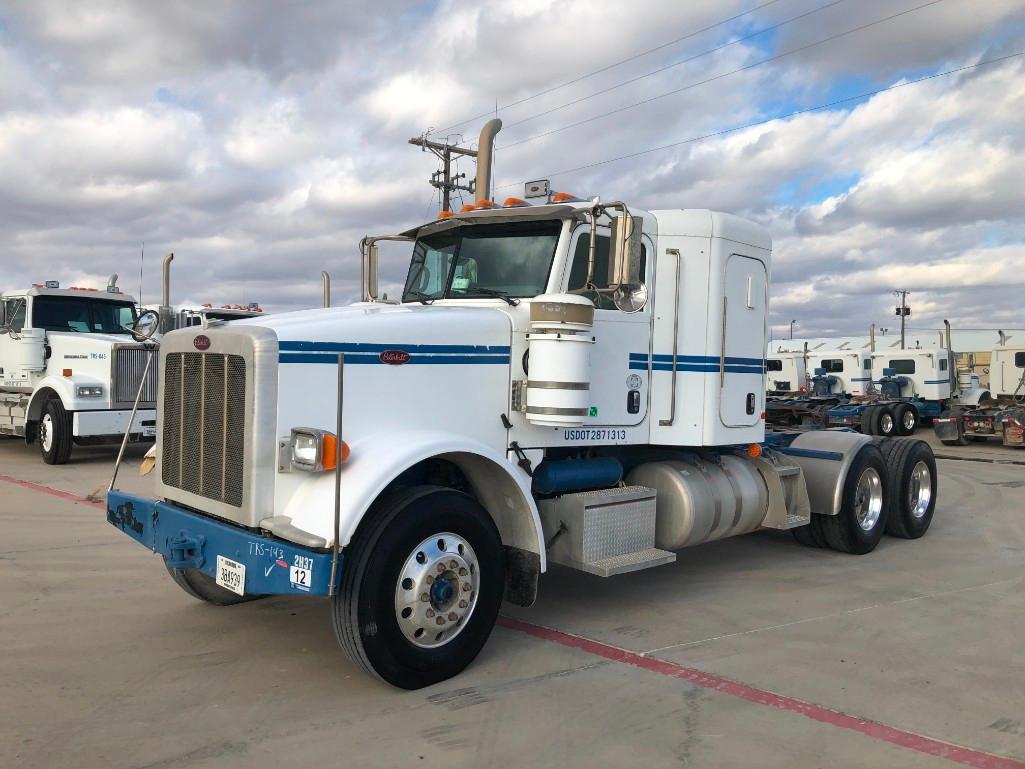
[
  {"left": 436, "top": 616, "right": 446, "bottom": 625},
  {"left": 420, "top": 592, "right": 429, "bottom": 602},
  {"left": 448, "top": 612, "right": 457, "bottom": 621},
  {"left": 462, "top": 583, "right": 471, "bottom": 592},
  {"left": 449, "top": 560, "right": 458, "bottom": 569},
  {"left": 437, "top": 563, "right": 445, "bottom": 574},
  {"left": 458, "top": 600, "right": 467, "bottom": 609},
  {"left": 426, "top": 609, "right": 435, "bottom": 618},
  {"left": 458, "top": 567, "right": 467, "bottom": 576},
  {"left": 425, "top": 575, "right": 434, "bottom": 585}
]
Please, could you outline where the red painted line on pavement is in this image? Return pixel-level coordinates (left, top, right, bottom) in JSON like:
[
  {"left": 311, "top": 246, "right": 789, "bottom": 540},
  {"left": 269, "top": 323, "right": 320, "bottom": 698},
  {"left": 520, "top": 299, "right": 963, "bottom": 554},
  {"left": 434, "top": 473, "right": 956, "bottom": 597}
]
[
  {"left": 0, "top": 474, "right": 105, "bottom": 510},
  {"left": 498, "top": 616, "right": 1025, "bottom": 769}
]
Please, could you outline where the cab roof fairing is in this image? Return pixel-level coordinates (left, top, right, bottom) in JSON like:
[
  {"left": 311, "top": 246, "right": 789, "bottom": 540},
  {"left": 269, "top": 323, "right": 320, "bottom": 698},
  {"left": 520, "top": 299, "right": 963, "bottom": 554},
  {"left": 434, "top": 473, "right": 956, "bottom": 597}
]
[{"left": 3, "top": 287, "right": 139, "bottom": 304}]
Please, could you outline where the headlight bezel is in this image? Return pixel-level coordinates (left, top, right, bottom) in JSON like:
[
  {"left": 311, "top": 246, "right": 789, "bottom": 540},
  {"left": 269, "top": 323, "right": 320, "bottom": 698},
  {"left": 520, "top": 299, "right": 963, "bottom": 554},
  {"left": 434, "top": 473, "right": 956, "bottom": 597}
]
[{"left": 77, "top": 385, "right": 104, "bottom": 398}]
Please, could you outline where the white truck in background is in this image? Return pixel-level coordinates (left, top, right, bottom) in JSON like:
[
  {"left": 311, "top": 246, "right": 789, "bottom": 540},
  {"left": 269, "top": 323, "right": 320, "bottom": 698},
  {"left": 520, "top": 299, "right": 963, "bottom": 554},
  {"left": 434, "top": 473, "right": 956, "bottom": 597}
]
[
  {"left": 934, "top": 344, "right": 1025, "bottom": 447},
  {"left": 106, "top": 121, "right": 939, "bottom": 689},
  {"left": 0, "top": 279, "right": 156, "bottom": 464}
]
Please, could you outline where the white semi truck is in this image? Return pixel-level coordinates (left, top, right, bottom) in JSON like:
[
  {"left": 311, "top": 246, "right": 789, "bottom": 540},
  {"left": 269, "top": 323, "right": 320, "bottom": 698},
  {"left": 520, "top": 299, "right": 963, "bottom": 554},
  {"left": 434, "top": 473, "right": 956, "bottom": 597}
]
[
  {"left": 107, "top": 122, "right": 938, "bottom": 689},
  {"left": 0, "top": 280, "right": 157, "bottom": 464}
]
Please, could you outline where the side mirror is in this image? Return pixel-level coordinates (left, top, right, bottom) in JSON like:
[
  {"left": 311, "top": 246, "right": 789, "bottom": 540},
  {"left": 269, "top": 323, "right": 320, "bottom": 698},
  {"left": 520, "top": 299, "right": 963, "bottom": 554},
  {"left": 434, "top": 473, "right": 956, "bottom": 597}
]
[
  {"left": 366, "top": 243, "right": 379, "bottom": 301},
  {"left": 129, "top": 310, "right": 160, "bottom": 342},
  {"left": 609, "top": 215, "right": 643, "bottom": 287}
]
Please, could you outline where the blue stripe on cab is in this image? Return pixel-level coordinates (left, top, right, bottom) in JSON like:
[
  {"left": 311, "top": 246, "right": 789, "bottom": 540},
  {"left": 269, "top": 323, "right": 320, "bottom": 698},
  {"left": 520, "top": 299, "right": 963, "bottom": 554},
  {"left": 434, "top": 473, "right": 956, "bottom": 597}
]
[
  {"left": 279, "top": 340, "right": 510, "bottom": 355},
  {"left": 280, "top": 353, "right": 510, "bottom": 365}
]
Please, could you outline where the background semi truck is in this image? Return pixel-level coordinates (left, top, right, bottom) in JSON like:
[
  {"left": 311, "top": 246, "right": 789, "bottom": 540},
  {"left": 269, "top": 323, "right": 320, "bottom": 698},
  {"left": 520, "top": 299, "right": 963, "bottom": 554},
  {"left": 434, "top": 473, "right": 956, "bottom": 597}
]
[
  {"left": 0, "top": 280, "right": 156, "bottom": 464},
  {"left": 934, "top": 344, "right": 1025, "bottom": 447},
  {"left": 106, "top": 121, "right": 939, "bottom": 689}
]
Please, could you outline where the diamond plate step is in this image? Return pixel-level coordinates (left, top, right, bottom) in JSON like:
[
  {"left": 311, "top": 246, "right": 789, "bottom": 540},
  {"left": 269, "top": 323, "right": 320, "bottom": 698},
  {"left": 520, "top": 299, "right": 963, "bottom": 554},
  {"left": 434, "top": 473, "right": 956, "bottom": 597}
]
[{"left": 579, "top": 547, "right": 676, "bottom": 577}]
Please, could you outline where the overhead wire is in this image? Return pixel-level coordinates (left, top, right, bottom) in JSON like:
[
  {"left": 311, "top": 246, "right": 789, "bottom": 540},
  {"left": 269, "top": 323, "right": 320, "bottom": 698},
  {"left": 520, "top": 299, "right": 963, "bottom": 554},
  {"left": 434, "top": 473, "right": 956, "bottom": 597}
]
[
  {"left": 434, "top": 0, "right": 788, "bottom": 134},
  {"left": 493, "top": 51, "right": 1025, "bottom": 191},
  {"left": 501, "top": 0, "right": 849, "bottom": 132},
  {"left": 500, "top": 0, "right": 948, "bottom": 150}
]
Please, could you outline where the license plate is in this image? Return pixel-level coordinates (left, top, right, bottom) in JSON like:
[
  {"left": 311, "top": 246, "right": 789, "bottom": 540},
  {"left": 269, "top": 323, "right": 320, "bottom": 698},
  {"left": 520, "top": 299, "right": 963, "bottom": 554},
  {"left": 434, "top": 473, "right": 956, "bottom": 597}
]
[{"left": 215, "top": 555, "right": 246, "bottom": 596}]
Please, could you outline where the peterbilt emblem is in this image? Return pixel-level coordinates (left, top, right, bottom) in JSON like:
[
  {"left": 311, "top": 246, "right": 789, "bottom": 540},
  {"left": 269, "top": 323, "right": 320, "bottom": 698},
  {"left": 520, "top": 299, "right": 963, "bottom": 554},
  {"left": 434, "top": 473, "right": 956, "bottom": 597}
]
[
  {"left": 379, "top": 350, "right": 410, "bottom": 365},
  {"left": 193, "top": 335, "right": 211, "bottom": 351}
]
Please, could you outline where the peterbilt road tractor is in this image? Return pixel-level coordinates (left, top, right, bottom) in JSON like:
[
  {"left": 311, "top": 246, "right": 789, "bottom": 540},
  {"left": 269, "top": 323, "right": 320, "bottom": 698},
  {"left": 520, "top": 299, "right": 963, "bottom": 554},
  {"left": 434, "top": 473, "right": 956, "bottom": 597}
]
[
  {"left": 0, "top": 280, "right": 157, "bottom": 464},
  {"left": 107, "top": 121, "right": 939, "bottom": 689},
  {"left": 934, "top": 344, "right": 1025, "bottom": 447}
]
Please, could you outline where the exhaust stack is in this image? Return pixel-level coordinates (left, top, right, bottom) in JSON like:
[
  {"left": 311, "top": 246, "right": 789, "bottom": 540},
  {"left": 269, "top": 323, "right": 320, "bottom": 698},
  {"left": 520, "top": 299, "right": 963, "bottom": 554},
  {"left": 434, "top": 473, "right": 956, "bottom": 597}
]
[
  {"left": 107, "top": 273, "right": 118, "bottom": 291},
  {"left": 474, "top": 118, "right": 502, "bottom": 203},
  {"left": 944, "top": 319, "right": 956, "bottom": 392},
  {"left": 869, "top": 323, "right": 876, "bottom": 353},
  {"left": 322, "top": 271, "right": 331, "bottom": 308},
  {"left": 160, "top": 253, "right": 174, "bottom": 333}
]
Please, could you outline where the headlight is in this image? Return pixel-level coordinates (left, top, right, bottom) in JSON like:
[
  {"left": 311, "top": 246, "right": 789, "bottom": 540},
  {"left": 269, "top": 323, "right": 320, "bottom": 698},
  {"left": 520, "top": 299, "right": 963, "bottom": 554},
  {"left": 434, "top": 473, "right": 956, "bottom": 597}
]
[
  {"left": 77, "top": 386, "right": 103, "bottom": 397},
  {"left": 289, "top": 427, "right": 350, "bottom": 472}
]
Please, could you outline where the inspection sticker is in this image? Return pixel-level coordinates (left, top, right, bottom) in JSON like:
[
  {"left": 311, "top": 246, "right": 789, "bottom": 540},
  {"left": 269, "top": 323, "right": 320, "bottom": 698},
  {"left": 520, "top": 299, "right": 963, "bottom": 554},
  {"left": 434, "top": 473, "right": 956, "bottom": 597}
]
[
  {"left": 215, "top": 555, "right": 246, "bottom": 596},
  {"left": 290, "top": 554, "right": 313, "bottom": 591}
]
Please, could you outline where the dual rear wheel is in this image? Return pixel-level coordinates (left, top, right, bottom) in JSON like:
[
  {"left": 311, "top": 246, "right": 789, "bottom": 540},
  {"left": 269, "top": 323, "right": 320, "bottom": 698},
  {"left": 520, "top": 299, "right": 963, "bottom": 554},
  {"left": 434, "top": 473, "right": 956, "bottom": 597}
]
[{"left": 791, "top": 439, "right": 936, "bottom": 553}]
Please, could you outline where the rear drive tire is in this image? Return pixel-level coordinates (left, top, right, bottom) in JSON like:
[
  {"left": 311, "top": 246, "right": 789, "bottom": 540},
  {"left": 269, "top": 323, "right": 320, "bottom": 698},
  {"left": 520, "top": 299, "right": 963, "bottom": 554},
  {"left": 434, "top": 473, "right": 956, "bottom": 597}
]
[
  {"left": 875, "top": 439, "right": 937, "bottom": 539},
  {"left": 820, "top": 444, "right": 888, "bottom": 554},
  {"left": 893, "top": 403, "right": 917, "bottom": 436},
  {"left": 39, "top": 399, "right": 73, "bottom": 465},
  {"left": 872, "top": 405, "right": 897, "bottom": 438},
  {"left": 860, "top": 405, "right": 877, "bottom": 435},
  {"left": 332, "top": 486, "right": 505, "bottom": 689},
  {"left": 791, "top": 514, "right": 831, "bottom": 548},
  {"left": 164, "top": 563, "right": 263, "bottom": 605}
]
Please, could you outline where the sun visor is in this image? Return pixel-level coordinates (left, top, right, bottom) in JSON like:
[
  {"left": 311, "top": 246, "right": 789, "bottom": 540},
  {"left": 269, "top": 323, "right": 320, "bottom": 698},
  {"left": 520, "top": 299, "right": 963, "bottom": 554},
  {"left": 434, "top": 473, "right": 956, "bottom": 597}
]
[{"left": 401, "top": 203, "right": 585, "bottom": 239}]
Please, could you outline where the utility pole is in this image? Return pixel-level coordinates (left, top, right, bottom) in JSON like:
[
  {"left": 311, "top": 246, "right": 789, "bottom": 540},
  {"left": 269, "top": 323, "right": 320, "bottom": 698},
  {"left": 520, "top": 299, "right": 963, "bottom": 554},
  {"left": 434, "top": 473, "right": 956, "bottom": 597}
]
[
  {"left": 894, "top": 290, "right": 911, "bottom": 349},
  {"left": 408, "top": 133, "right": 478, "bottom": 211}
]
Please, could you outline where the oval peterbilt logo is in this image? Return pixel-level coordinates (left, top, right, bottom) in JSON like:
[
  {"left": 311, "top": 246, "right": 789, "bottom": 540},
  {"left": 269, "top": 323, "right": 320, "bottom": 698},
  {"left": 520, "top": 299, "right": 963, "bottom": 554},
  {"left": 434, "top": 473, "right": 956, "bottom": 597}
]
[
  {"left": 379, "top": 349, "right": 410, "bottom": 365},
  {"left": 193, "top": 335, "right": 211, "bottom": 351}
]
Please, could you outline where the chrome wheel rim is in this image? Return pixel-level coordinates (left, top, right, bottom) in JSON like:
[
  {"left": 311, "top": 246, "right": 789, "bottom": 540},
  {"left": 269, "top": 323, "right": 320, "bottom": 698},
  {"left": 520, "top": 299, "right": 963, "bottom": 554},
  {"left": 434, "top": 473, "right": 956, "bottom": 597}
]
[
  {"left": 880, "top": 413, "right": 894, "bottom": 434},
  {"left": 394, "top": 532, "right": 479, "bottom": 649},
  {"left": 908, "top": 461, "right": 932, "bottom": 519},
  {"left": 902, "top": 410, "right": 916, "bottom": 431},
  {"left": 854, "top": 467, "right": 884, "bottom": 531},
  {"left": 40, "top": 414, "right": 53, "bottom": 453}
]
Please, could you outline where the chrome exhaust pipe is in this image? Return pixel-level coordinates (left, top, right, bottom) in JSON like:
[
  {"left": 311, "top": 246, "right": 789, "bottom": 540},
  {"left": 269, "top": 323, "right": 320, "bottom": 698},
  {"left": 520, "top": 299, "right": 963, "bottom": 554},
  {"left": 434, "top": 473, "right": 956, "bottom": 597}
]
[
  {"left": 322, "top": 271, "right": 331, "bottom": 308},
  {"left": 475, "top": 118, "right": 502, "bottom": 203},
  {"left": 160, "top": 253, "right": 174, "bottom": 333}
]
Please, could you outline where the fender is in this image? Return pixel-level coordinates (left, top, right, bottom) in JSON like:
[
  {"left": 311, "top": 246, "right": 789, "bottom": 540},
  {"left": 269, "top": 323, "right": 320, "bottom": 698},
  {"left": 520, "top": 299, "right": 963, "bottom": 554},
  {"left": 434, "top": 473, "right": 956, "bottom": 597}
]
[
  {"left": 277, "top": 429, "right": 546, "bottom": 570},
  {"left": 26, "top": 375, "right": 113, "bottom": 418},
  {"left": 958, "top": 387, "right": 991, "bottom": 408}
]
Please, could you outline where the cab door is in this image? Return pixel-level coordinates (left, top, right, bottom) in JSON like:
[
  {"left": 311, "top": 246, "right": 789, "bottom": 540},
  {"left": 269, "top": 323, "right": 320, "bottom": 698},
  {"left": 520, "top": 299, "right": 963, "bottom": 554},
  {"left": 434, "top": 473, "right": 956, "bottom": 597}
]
[
  {"left": 719, "top": 254, "right": 767, "bottom": 427},
  {"left": 562, "top": 227, "right": 651, "bottom": 426}
]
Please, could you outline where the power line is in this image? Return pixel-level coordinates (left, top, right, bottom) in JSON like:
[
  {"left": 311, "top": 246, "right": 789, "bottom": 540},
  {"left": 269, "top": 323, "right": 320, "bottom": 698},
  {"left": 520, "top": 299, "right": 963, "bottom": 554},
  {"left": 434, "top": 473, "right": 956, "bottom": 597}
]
[
  {"left": 501, "top": 0, "right": 947, "bottom": 150},
  {"left": 494, "top": 51, "right": 1025, "bottom": 191},
  {"left": 502, "top": 0, "right": 848, "bottom": 132},
  {"left": 434, "top": 0, "right": 787, "bottom": 134}
]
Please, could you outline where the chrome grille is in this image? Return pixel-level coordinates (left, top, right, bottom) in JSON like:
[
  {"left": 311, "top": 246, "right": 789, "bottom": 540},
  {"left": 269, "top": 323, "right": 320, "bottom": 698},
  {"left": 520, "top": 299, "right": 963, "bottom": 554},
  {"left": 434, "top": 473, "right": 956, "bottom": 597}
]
[
  {"left": 113, "top": 346, "right": 159, "bottom": 406},
  {"left": 161, "top": 352, "right": 246, "bottom": 507}
]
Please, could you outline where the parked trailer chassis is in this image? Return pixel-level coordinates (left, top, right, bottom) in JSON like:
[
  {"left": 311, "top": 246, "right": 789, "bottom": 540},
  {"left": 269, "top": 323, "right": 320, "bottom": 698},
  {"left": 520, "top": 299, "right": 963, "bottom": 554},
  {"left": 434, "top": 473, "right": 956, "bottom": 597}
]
[
  {"left": 826, "top": 398, "right": 942, "bottom": 437},
  {"left": 933, "top": 404, "right": 1025, "bottom": 448}
]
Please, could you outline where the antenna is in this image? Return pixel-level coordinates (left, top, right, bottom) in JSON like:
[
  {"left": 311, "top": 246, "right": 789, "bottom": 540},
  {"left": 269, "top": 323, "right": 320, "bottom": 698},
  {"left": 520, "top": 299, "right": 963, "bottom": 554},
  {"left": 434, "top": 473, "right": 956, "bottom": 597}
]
[{"left": 139, "top": 242, "right": 145, "bottom": 305}]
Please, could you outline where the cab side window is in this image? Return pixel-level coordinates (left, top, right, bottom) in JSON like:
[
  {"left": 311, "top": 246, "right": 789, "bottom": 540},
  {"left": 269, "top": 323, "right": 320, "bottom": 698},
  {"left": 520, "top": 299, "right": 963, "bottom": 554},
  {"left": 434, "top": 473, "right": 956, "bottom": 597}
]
[
  {"left": 819, "top": 359, "right": 843, "bottom": 373},
  {"left": 567, "top": 233, "right": 646, "bottom": 310},
  {"left": 889, "top": 359, "right": 916, "bottom": 374},
  {"left": 766, "top": 359, "right": 783, "bottom": 371},
  {"left": 4, "top": 299, "right": 26, "bottom": 332},
  {"left": 1015, "top": 351, "right": 1025, "bottom": 368}
]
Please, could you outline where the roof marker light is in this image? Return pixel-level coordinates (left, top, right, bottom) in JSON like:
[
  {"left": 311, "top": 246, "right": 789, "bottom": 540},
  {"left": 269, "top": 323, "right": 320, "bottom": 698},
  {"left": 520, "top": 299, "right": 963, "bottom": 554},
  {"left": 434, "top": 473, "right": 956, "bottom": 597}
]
[
  {"left": 502, "top": 197, "right": 528, "bottom": 207},
  {"left": 552, "top": 192, "right": 582, "bottom": 203},
  {"left": 438, "top": 210, "right": 455, "bottom": 219},
  {"left": 459, "top": 204, "right": 475, "bottom": 213},
  {"left": 474, "top": 200, "right": 497, "bottom": 209}
]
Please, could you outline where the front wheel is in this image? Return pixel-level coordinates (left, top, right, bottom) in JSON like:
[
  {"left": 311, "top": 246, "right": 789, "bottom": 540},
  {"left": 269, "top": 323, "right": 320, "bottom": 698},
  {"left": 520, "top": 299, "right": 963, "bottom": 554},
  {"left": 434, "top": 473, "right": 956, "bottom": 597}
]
[
  {"left": 333, "top": 486, "right": 505, "bottom": 689},
  {"left": 39, "top": 399, "right": 73, "bottom": 465}
]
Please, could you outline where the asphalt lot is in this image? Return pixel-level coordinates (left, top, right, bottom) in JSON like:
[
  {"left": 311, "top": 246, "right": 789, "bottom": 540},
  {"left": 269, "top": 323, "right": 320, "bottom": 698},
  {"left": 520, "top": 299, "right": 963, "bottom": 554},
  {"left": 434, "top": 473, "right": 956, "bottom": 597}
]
[{"left": 1, "top": 433, "right": 1024, "bottom": 769}]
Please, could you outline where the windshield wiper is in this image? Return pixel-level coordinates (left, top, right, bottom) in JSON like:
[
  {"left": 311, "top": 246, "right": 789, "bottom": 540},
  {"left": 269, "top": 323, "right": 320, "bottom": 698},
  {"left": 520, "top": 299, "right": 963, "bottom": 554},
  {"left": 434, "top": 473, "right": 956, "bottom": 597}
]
[
  {"left": 407, "top": 291, "right": 435, "bottom": 305},
  {"left": 455, "top": 287, "right": 520, "bottom": 306}
]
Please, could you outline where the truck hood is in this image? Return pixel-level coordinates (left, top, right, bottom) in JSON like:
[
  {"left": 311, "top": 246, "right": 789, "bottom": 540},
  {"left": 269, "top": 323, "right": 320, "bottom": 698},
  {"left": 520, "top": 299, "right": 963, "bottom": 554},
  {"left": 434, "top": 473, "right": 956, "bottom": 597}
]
[{"left": 236, "top": 302, "right": 514, "bottom": 353}]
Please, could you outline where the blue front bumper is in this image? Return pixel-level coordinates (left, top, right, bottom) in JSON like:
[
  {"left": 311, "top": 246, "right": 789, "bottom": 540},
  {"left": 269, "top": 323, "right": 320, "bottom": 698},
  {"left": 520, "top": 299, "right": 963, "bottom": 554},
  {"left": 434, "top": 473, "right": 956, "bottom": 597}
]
[{"left": 106, "top": 490, "right": 339, "bottom": 596}]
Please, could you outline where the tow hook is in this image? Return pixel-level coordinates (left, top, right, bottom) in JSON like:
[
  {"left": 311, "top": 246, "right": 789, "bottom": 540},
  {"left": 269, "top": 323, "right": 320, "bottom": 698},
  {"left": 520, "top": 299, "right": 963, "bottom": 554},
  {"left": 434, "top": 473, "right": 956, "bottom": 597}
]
[{"left": 166, "top": 532, "right": 206, "bottom": 569}]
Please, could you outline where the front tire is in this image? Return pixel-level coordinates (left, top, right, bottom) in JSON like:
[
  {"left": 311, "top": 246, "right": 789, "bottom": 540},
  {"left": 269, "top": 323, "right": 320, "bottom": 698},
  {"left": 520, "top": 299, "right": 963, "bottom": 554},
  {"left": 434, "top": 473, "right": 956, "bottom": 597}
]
[
  {"left": 39, "top": 399, "right": 73, "bottom": 465},
  {"left": 333, "top": 486, "right": 505, "bottom": 689},
  {"left": 819, "top": 444, "right": 888, "bottom": 554}
]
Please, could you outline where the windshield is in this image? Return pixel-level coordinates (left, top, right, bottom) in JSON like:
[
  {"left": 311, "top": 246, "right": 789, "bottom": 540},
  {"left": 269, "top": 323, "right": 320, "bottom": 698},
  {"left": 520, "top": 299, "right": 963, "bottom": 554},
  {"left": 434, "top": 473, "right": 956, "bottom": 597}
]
[
  {"left": 402, "top": 220, "right": 562, "bottom": 302},
  {"left": 32, "top": 296, "right": 137, "bottom": 334}
]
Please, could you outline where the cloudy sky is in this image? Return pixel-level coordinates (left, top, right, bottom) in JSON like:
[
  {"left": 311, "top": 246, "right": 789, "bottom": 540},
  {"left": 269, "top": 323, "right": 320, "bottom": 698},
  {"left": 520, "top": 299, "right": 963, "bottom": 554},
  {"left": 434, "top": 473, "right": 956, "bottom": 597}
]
[{"left": 2, "top": 0, "right": 1024, "bottom": 337}]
